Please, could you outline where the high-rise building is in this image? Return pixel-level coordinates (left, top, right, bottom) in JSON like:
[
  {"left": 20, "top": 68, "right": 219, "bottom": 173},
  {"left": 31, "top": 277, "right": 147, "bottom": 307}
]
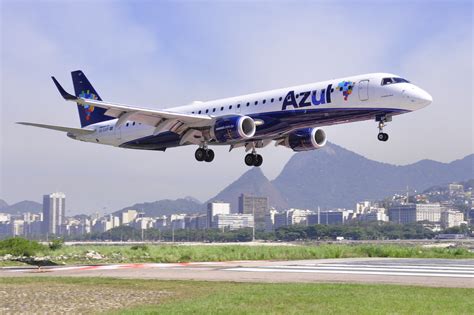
[
  {"left": 43, "top": 192, "right": 66, "bottom": 235},
  {"left": 207, "top": 202, "right": 230, "bottom": 228},
  {"left": 238, "top": 194, "right": 268, "bottom": 230},
  {"left": 388, "top": 203, "right": 441, "bottom": 224}
]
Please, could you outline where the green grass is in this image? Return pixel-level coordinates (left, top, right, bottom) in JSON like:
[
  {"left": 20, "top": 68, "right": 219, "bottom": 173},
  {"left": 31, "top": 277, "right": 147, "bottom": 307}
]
[
  {"left": 1, "top": 243, "right": 473, "bottom": 267},
  {"left": 1, "top": 277, "right": 472, "bottom": 314}
]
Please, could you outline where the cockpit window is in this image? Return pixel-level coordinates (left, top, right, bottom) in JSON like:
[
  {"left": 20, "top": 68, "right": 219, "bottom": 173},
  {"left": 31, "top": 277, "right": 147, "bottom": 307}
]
[
  {"left": 381, "top": 78, "right": 393, "bottom": 85},
  {"left": 393, "top": 77, "right": 410, "bottom": 84},
  {"left": 381, "top": 77, "right": 410, "bottom": 86}
]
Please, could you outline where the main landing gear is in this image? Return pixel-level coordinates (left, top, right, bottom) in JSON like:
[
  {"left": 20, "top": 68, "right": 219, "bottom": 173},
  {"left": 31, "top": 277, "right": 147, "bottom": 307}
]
[
  {"left": 376, "top": 117, "right": 390, "bottom": 142},
  {"left": 195, "top": 147, "right": 214, "bottom": 162},
  {"left": 244, "top": 151, "right": 263, "bottom": 167}
]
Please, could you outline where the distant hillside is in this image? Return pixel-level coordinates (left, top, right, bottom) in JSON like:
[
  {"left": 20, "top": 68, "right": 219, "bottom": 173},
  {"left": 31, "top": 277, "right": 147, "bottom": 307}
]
[
  {"left": 117, "top": 197, "right": 204, "bottom": 217},
  {"left": 273, "top": 143, "right": 473, "bottom": 209},
  {"left": 423, "top": 179, "right": 474, "bottom": 194},
  {"left": 207, "top": 168, "right": 288, "bottom": 212},
  {"left": 209, "top": 143, "right": 474, "bottom": 210},
  {"left": 0, "top": 199, "right": 8, "bottom": 210},
  {"left": 0, "top": 200, "right": 42, "bottom": 214}
]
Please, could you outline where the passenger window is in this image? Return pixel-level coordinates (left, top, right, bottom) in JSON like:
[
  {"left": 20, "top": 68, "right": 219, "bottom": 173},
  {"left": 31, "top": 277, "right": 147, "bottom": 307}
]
[
  {"left": 221, "top": 106, "right": 224, "bottom": 111},
  {"left": 206, "top": 109, "right": 209, "bottom": 113},
  {"left": 109, "top": 127, "right": 113, "bottom": 131},
  {"left": 229, "top": 105, "right": 232, "bottom": 109},
  {"left": 126, "top": 123, "right": 129, "bottom": 127},
  {"left": 271, "top": 98, "right": 274, "bottom": 102},
  {"left": 263, "top": 99, "right": 266, "bottom": 104},
  {"left": 213, "top": 108, "right": 216, "bottom": 112},
  {"left": 279, "top": 97, "right": 282, "bottom": 101},
  {"left": 246, "top": 102, "right": 250, "bottom": 107},
  {"left": 254, "top": 101, "right": 258, "bottom": 105},
  {"left": 237, "top": 104, "right": 241, "bottom": 108},
  {"left": 198, "top": 110, "right": 202, "bottom": 114},
  {"left": 133, "top": 122, "right": 136, "bottom": 126}
]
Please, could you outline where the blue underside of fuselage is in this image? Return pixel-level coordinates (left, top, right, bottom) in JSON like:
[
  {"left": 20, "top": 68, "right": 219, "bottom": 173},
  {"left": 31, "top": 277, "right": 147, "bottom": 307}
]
[{"left": 119, "top": 107, "right": 409, "bottom": 151}]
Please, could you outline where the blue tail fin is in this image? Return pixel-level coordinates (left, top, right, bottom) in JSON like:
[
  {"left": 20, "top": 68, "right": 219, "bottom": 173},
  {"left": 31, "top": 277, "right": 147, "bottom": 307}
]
[{"left": 71, "top": 70, "right": 114, "bottom": 127}]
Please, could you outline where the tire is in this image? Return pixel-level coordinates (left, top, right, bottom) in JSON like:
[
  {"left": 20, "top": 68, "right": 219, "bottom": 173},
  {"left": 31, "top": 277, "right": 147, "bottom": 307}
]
[
  {"left": 195, "top": 148, "right": 205, "bottom": 161},
  {"left": 244, "top": 153, "right": 255, "bottom": 166},
  {"left": 377, "top": 133, "right": 385, "bottom": 141},
  {"left": 254, "top": 154, "right": 263, "bottom": 167},
  {"left": 383, "top": 133, "right": 389, "bottom": 142},
  {"left": 204, "top": 149, "right": 215, "bottom": 162}
]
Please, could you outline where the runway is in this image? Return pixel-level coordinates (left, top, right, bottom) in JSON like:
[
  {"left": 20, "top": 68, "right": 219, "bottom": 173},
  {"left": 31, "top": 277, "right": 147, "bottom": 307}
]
[{"left": 2, "top": 258, "right": 473, "bottom": 288}]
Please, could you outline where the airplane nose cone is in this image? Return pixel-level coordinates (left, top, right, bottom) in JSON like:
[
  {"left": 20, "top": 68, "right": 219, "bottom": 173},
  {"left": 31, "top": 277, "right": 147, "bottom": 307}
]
[
  {"left": 403, "top": 86, "right": 432, "bottom": 108},
  {"left": 416, "top": 88, "right": 433, "bottom": 105}
]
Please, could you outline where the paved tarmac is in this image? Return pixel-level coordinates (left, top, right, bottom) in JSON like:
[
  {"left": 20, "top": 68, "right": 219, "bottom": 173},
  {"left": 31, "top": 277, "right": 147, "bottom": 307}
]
[{"left": 2, "top": 258, "right": 473, "bottom": 288}]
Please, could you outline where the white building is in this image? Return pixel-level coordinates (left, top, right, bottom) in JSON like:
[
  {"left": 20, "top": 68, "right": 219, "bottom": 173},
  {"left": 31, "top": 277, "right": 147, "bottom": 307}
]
[
  {"left": 213, "top": 214, "right": 254, "bottom": 230},
  {"left": 120, "top": 209, "right": 138, "bottom": 225},
  {"left": 0, "top": 213, "right": 10, "bottom": 222},
  {"left": 389, "top": 203, "right": 441, "bottom": 224},
  {"left": 287, "top": 209, "right": 313, "bottom": 226},
  {"left": 131, "top": 217, "right": 155, "bottom": 230},
  {"left": 43, "top": 192, "right": 66, "bottom": 235},
  {"left": 441, "top": 210, "right": 466, "bottom": 229},
  {"left": 356, "top": 201, "right": 372, "bottom": 215},
  {"left": 207, "top": 202, "right": 230, "bottom": 228},
  {"left": 359, "top": 208, "right": 388, "bottom": 222}
]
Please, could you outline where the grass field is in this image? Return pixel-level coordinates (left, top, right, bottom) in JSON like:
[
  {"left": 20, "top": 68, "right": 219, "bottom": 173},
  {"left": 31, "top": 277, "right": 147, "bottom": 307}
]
[
  {"left": 0, "top": 277, "right": 472, "bottom": 314},
  {"left": 1, "top": 243, "right": 473, "bottom": 266}
]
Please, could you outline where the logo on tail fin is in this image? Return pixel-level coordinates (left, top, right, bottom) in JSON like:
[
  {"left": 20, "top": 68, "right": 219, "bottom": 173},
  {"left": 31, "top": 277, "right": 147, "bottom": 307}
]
[{"left": 79, "top": 90, "right": 98, "bottom": 121}]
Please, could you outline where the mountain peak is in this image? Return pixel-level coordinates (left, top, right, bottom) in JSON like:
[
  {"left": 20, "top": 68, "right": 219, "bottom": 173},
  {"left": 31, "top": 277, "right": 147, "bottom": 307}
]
[{"left": 208, "top": 167, "right": 287, "bottom": 212}]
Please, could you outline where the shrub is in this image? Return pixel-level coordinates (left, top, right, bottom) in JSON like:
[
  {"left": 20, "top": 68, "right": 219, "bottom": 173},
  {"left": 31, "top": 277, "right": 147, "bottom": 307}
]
[
  {"left": 0, "top": 237, "right": 46, "bottom": 257},
  {"left": 131, "top": 244, "right": 149, "bottom": 251},
  {"left": 48, "top": 238, "right": 64, "bottom": 250}
]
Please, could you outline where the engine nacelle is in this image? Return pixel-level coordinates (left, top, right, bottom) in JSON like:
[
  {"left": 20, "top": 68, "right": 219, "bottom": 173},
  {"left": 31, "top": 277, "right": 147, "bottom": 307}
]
[
  {"left": 282, "top": 127, "right": 327, "bottom": 152},
  {"left": 211, "top": 115, "right": 256, "bottom": 143}
]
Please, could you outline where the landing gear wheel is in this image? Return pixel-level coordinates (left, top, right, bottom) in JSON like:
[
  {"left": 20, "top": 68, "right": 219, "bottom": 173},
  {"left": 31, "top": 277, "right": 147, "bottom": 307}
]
[
  {"left": 254, "top": 154, "right": 263, "bottom": 167},
  {"left": 245, "top": 153, "right": 255, "bottom": 166},
  {"left": 195, "top": 148, "right": 206, "bottom": 161},
  {"left": 377, "top": 133, "right": 389, "bottom": 142},
  {"left": 204, "top": 149, "right": 215, "bottom": 162}
]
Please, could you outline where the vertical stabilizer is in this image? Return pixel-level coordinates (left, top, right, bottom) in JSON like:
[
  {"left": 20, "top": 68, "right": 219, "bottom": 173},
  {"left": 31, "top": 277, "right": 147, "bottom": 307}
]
[{"left": 71, "top": 70, "right": 114, "bottom": 127}]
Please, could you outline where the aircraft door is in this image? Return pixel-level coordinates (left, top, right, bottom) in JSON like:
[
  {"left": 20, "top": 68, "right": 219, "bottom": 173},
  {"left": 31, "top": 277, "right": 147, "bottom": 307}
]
[{"left": 358, "top": 80, "right": 369, "bottom": 101}]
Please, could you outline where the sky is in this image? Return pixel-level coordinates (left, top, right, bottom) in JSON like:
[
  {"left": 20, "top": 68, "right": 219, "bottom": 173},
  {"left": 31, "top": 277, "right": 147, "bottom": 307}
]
[{"left": 1, "top": 0, "right": 472, "bottom": 214}]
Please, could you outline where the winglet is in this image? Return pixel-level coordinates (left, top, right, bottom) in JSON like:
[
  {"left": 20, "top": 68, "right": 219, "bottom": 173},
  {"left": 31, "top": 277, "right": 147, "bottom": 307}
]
[{"left": 51, "top": 76, "right": 77, "bottom": 100}]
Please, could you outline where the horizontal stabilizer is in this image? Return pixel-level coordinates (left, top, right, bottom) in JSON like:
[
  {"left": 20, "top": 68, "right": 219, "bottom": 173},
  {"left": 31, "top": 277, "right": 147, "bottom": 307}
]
[{"left": 16, "top": 122, "right": 94, "bottom": 135}]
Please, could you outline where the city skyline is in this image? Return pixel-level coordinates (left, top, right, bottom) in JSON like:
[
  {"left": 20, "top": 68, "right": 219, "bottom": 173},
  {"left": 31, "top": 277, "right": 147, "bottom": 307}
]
[{"left": 1, "top": 1, "right": 472, "bottom": 212}]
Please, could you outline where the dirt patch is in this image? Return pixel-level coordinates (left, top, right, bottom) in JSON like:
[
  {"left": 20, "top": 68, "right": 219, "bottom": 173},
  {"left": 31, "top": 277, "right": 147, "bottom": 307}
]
[{"left": 0, "top": 282, "right": 171, "bottom": 314}]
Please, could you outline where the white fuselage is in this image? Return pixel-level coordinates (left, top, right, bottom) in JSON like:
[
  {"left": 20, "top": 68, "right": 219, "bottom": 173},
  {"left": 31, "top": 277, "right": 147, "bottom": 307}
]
[{"left": 72, "top": 73, "right": 432, "bottom": 149}]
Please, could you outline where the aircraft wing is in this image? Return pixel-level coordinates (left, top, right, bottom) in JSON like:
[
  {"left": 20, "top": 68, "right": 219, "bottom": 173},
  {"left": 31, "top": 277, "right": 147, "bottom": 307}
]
[
  {"left": 16, "top": 122, "right": 95, "bottom": 135},
  {"left": 52, "top": 76, "right": 212, "bottom": 134}
]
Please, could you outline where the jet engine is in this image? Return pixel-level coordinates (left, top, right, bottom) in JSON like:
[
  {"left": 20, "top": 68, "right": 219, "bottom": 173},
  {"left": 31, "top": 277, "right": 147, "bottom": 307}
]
[
  {"left": 211, "top": 115, "right": 256, "bottom": 143},
  {"left": 281, "top": 127, "right": 327, "bottom": 152}
]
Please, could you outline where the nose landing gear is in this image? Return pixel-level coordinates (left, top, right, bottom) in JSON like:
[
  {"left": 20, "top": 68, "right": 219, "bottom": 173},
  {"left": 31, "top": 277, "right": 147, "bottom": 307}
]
[{"left": 376, "top": 116, "right": 390, "bottom": 142}]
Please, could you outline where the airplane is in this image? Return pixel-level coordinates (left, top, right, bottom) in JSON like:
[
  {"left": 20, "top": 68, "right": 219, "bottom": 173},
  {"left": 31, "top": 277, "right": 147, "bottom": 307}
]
[{"left": 18, "top": 71, "right": 432, "bottom": 167}]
